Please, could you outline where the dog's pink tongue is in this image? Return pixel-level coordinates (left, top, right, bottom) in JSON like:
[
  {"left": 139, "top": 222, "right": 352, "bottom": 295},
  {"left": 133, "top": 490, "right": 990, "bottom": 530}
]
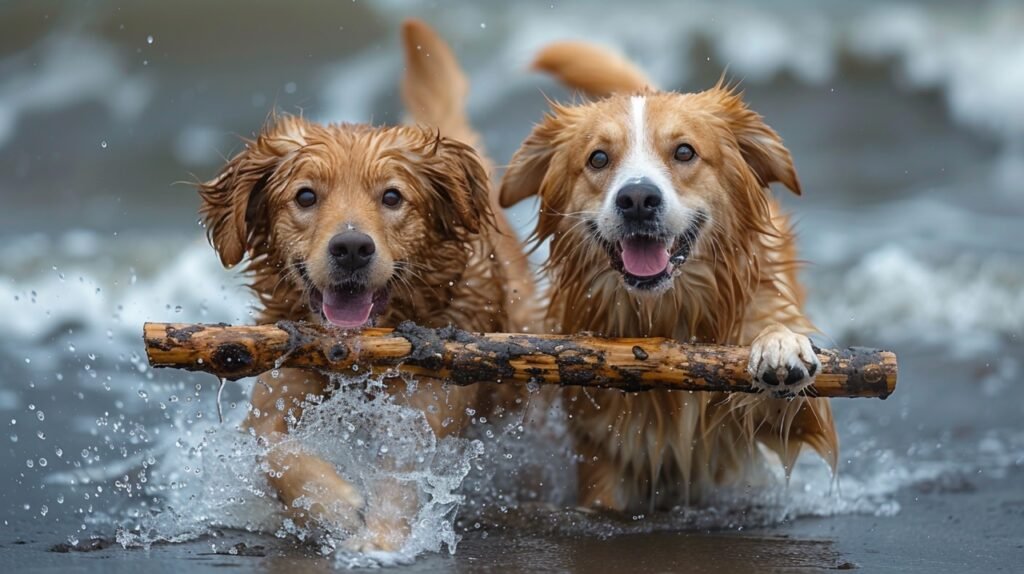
[
  {"left": 322, "top": 289, "right": 374, "bottom": 328},
  {"left": 620, "top": 237, "right": 670, "bottom": 277}
]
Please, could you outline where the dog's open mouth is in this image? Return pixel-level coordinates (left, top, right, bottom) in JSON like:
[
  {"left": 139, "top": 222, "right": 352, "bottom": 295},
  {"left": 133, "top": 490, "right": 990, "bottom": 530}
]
[
  {"left": 611, "top": 235, "right": 682, "bottom": 290},
  {"left": 602, "top": 212, "right": 708, "bottom": 291},
  {"left": 297, "top": 263, "right": 390, "bottom": 329},
  {"left": 308, "top": 285, "right": 390, "bottom": 329}
]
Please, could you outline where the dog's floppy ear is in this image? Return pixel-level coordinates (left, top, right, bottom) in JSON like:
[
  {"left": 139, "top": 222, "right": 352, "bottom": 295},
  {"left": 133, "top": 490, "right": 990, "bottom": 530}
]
[
  {"left": 499, "top": 109, "right": 569, "bottom": 207},
  {"left": 198, "top": 115, "right": 308, "bottom": 267},
  {"left": 419, "top": 132, "right": 495, "bottom": 237},
  {"left": 709, "top": 87, "right": 802, "bottom": 195}
]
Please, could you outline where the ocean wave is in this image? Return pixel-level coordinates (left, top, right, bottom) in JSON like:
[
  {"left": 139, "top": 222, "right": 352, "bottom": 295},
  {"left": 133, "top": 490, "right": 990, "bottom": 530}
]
[
  {"left": 809, "top": 244, "right": 1024, "bottom": 355},
  {"left": 0, "top": 33, "right": 153, "bottom": 149},
  {"left": 340, "top": 0, "right": 1024, "bottom": 145},
  {"left": 0, "top": 232, "right": 253, "bottom": 362}
]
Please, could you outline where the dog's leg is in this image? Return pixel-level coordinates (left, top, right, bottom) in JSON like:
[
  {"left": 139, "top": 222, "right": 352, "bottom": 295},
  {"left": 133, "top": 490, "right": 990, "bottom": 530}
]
[
  {"left": 343, "top": 379, "right": 475, "bottom": 553},
  {"left": 575, "top": 438, "right": 626, "bottom": 511},
  {"left": 342, "top": 475, "right": 416, "bottom": 553},
  {"left": 245, "top": 369, "right": 364, "bottom": 535}
]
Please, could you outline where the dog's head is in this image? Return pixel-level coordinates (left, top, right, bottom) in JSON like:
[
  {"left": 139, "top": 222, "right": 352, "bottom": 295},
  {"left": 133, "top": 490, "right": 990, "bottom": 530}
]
[
  {"left": 199, "top": 114, "right": 492, "bottom": 328},
  {"left": 500, "top": 86, "right": 800, "bottom": 294}
]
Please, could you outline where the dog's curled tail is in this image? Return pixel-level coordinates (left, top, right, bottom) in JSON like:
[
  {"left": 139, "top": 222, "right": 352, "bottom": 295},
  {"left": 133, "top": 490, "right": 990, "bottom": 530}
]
[
  {"left": 532, "top": 41, "right": 654, "bottom": 98},
  {"left": 401, "top": 19, "right": 479, "bottom": 149}
]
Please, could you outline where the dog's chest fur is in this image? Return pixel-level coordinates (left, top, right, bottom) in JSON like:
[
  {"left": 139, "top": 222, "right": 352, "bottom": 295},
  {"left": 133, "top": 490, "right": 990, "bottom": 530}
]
[{"left": 552, "top": 265, "right": 758, "bottom": 509}]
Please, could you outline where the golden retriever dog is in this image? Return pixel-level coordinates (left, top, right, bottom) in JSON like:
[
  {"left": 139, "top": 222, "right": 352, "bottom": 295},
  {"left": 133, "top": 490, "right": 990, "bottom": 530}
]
[
  {"left": 196, "top": 20, "right": 532, "bottom": 552},
  {"left": 499, "top": 43, "right": 837, "bottom": 511}
]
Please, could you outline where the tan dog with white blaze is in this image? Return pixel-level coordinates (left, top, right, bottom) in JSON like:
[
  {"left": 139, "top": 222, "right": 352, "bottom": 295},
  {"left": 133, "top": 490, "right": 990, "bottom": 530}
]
[
  {"left": 500, "top": 43, "right": 838, "bottom": 510},
  {"left": 197, "top": 21, "right": 532, "bottom": 552}
]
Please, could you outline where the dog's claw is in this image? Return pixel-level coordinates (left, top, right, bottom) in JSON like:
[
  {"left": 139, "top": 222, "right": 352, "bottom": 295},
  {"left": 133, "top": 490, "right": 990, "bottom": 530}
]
[{"left": 747, "top": 324, "right": 820, "bottom": 395}]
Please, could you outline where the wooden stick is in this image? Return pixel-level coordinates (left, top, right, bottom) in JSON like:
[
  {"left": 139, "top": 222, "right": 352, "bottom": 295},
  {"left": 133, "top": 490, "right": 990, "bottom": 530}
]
[{"left": 143, "top": 321, "right": 897, "bottom": 398}]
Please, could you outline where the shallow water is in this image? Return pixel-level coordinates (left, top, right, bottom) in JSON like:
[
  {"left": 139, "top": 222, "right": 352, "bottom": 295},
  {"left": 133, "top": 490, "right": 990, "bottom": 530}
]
[{"left": 2, "top": 0, "right": 1023, "bottom": 570}]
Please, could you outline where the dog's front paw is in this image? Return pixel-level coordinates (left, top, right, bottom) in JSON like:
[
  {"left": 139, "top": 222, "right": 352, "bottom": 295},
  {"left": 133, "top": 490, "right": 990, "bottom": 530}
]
[
  {"left": 342, "top": 529, "right": 402, "bottom": 554},
  {"left": 287, "top": 479, "right": 366, "bottom": 536},
  {"left": 747, "top": 324, "right": 820, "bottom": 396}
]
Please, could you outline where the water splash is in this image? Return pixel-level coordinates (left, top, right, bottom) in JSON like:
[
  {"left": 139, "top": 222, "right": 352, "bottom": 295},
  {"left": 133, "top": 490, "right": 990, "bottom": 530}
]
[{"left": 106, "top": 372, "right": 484, "bottom": 566}]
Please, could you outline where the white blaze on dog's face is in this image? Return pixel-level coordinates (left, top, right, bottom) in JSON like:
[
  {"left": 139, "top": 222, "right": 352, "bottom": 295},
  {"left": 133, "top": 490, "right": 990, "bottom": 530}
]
[
  {"left": 500, "top": 88, "right": 801, "bottom": 294},
  {"left": 592, "top": 95, "right": 711, "bottom": 292}
]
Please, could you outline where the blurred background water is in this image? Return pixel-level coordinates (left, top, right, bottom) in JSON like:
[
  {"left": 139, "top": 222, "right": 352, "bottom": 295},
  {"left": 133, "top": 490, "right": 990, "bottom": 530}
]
[{"left": 1, "top": 0, "right": 1023, "bottom": 571}]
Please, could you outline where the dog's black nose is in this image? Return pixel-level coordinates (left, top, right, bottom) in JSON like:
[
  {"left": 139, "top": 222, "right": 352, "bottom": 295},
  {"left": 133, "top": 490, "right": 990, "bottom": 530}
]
[
  {"left": 615, "top": 180, "right": 663, "bottom": 222},
  {"left": 328, "top": 231, "right": 376, "bottom": 271}
]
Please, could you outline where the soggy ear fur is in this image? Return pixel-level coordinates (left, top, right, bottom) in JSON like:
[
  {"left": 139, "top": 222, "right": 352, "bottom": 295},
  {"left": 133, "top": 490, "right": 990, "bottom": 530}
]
[
  {"left": 498, "top": 108, "right": 571, "bottom": 207},
  {"left": 198, "top": 115, "right": 308, "bottom": 267},
  {"left": 417, "top": 131, "right": 495, "bottom": 238},
  {"left": 705, "top": 85, "right": 802, "bottom": 195}
]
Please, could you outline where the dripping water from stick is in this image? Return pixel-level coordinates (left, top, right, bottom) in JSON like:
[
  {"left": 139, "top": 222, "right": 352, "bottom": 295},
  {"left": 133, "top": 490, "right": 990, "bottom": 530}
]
[{"left": 216, "top": 377, "right": 226, "bottom": 423}]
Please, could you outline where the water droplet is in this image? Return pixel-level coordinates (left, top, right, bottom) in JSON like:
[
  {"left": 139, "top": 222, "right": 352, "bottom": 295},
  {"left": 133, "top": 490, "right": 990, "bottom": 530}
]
[
  {"left": 100, "top": 140, "right": 108, "bottom": 149},
  {"left": 38, "top": 458, "right": 47, "bottom": 467},
  {"left": 480, "top": 22, "right": 487, "bottom": 29},
  {"left": 216, "top": 378, "right": 227, "bottom": 423},
  {"left": 147, "top": 35, "right": 154, "bottom": 44},
  {"left": 36, "top": 411, "right": 45, "bottom": 422}
]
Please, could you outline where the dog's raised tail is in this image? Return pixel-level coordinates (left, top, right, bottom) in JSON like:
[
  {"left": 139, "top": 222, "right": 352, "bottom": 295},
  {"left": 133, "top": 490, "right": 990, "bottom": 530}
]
[
  {"left": 533, "top": 41, "right": 653, "bottom": 98},
  {"left": 401, "top": 19, "right": 478, "bottom": 148}
]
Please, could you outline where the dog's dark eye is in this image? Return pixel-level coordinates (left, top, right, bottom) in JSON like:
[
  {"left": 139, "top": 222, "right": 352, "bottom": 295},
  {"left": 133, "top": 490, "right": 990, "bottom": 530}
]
[
  {"left": 674, "top": 144, "right": 696, "bottom": 163},
  {"left": 295, "top": 188, "right": 317, "bottom": 208},
  {"left": 382, "top": 188, "right": 403, "bottom": 208},
  {"left": 588, "top": 150, "right": 609, "bottom": 170}
]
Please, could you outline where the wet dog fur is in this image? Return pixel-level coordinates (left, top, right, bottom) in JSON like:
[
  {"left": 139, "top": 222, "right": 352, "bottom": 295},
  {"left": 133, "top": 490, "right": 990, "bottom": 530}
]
[
  {"left": 197, "top": 20, "right": 532, "bottom": 552},
  {"left": 500, "top": 42, "right": 837, "bottom": 511}
]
